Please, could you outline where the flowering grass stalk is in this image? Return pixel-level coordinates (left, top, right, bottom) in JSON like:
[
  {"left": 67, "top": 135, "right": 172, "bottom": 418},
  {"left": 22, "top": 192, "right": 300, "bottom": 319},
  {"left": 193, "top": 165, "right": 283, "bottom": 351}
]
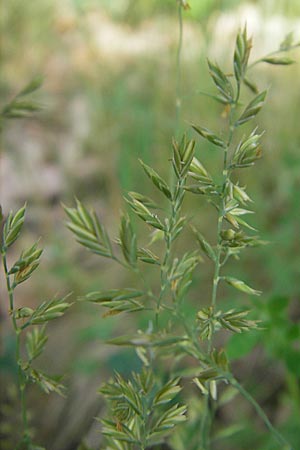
[
  {"left": 0, "top": 79, "right": 71, "bottom": 449},
  {"left": 65, "top": 26, "right": 298, "bottom": 450}
]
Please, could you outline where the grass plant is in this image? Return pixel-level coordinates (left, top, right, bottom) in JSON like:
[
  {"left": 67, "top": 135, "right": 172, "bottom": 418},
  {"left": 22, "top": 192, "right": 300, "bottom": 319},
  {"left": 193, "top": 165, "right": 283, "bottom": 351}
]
[
  {"left": 0, "top": 79, "right": 71, "bottom": 449},
  {"left": 65, "top": 16, "right": 299, "bottom": 450},
  {"left": 1, "top": 3, "right": 300, "bottom": 449}
]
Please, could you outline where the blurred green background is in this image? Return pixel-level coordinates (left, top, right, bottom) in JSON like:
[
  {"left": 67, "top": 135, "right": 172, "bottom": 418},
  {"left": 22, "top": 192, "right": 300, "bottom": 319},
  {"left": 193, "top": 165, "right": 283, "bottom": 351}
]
[{"left": 1, "top": 1, "right": 300, "bottom": 449}]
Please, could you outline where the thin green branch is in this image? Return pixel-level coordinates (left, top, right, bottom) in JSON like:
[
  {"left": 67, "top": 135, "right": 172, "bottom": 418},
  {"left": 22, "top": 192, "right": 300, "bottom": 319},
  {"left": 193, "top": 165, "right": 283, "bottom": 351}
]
[
  {"left": 207, "top": 111, "right": 235, "bottom": 353},
  {"left": 248, "top": 43, "right": 300, "bottom": 69},
  {"left": 1, "top": 250, "right": 17, "bottom": 330},
  {"left": 200, "top": 66, "right": 241, "bottom": 450},
  {"left": 1, "top": 249, "right": 31, "bottom": 445},
  {"left": 175, "top": 1, "right": 183, "bottom": 135},
  {"left": 155, "top": 196, "right": 177, "bottom": 328},
  {"left": 111, "top": 254, "right": 132, "bottom": 269},
  {"left": 230, "top": 377, "right": 293, "bottom": 450}
]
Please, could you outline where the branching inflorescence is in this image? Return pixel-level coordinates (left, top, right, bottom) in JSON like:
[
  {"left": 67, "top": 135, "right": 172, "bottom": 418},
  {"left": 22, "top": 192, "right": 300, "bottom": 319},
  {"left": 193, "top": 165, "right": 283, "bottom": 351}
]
[
  {"left": 1, "top": 9, "right": 299, "bottom": 448},
  {"left": 0, "top": 79, "right": 71, "bottom": 449},
  {"left": 65, "top": 25, "right": 298, "bottom": 450}
]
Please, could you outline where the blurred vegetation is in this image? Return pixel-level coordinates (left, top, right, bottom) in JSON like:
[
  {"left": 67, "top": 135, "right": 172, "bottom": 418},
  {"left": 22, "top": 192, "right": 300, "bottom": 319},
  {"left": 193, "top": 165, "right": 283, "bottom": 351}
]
[{"left": 1, "top": 1, "right": 300, "bottom": 449}]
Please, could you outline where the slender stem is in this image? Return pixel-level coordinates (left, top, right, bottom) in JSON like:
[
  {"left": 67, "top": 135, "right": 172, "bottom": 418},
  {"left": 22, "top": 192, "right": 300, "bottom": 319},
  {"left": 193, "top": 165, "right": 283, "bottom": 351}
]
[
  {"left": 200, "top": 394, "right": 213, "bottom": 450},
  {"left": 111, "top": 254, "right": 131, "bottom": 270},
  {"left": 112, "top": 250, "right": 158, "bottom": 309},
  {"left": 200, "top": 84, "right": 240, "bottom": 450},
  {"left": 208, "top": 92, "right": 237, "bottom": 347},
  {"left": 155, "top": 206, "right": 174, "bottom": 328},
  {"left": 1, "top": 249, "right": 31, "bottom": 445},
  {"left": 175, "top": 1, "right": 183, "bottom": 136},
  {"left": 230, "top": 377, "right": 293, "bottom": 450},
  {"left": 173, "top": 308, "right": 207, "bottom": 364},
  {"left": 133, "top": 265, "right": 156, "bottom": 304},
  {"left": 209, "top": 214, "right": 222, "bottom": 350},
  {"left": 2, "top": 249, "right": 17, "bottom": 330},
  {"left": 19, "top": 340, "right": 29, "bottom": 439},
  {"left": 248, "top": 43, "right": 300, "bottom": 70}
]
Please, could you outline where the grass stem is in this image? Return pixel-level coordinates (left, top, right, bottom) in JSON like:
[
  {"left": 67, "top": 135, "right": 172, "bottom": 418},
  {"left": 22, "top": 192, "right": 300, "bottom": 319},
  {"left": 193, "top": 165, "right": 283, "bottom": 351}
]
[
  {"left": 231, "top": 377, "right": 293, "bottom": 450},
  {"left": 175, "top": 1, "right": 183, "bottom": 136},
  {"left": 1, "top": 249, "right": 31, "bottom": 446}
]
